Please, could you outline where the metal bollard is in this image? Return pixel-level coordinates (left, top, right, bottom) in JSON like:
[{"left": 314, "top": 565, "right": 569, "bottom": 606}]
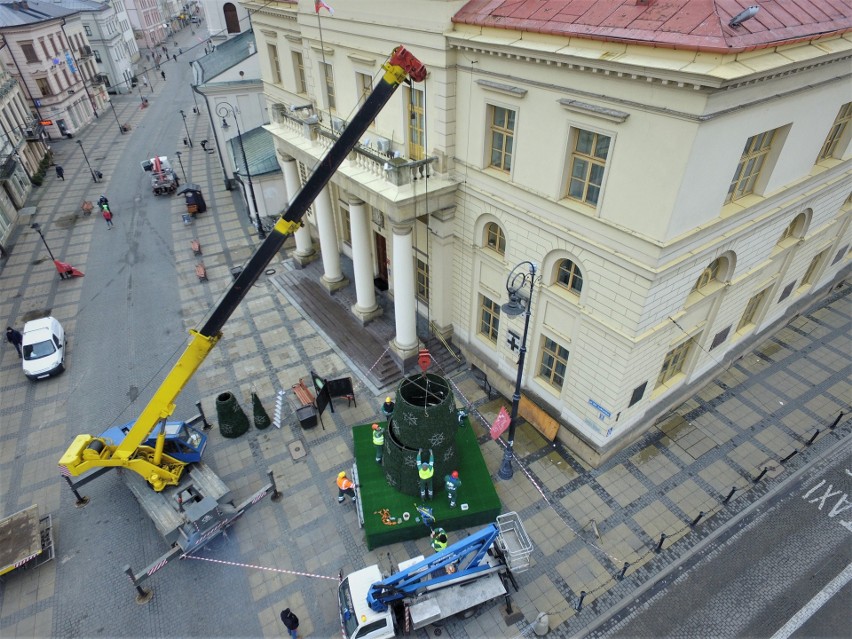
[
  {"left": 780, "top": 450, "right": 798, "bottom": 464},
  {"left": 723, "top": 487, "right": 737, "bottom": 504},
  {"left": 575, "top": 591, "right": 587, "bottom": 612},
  {"left": 753, "top": 467, "right": 769, "bottom": 483},
  {"left": 617, "top": 562, "right": 630, "bottom": 581},
  {"left": 829, "top": 411, "right": 844, "bottom": 429},
  {"left": 655, "top": 533, "right": 667, "bottom": 553},
  {"left": 268, "top": 470, "right": 282, "bottom": 502},
  {"left": 690, "top": 511, "right": 705, "bottom": 528},
  {"left": 806, "top": 430, "right": 820, "bottom": 446}
]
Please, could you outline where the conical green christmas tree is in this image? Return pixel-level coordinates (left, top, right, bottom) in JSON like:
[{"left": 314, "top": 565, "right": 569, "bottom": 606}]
[
  {"left": 252, "top": 392, "right": 271, "bottom": 430},
  {"left": 216, "top": 391, "right": 250, "bottom": 438}
]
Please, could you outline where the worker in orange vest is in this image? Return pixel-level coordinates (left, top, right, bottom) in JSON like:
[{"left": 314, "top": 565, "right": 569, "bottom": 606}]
[{"left": 337, "top": 471, "right": 356, "bottom": 504}]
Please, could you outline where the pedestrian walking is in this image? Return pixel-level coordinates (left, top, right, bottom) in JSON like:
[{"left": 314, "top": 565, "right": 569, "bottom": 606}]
[
  {"left": 336, "top": 471, "right": 356, "bottom": 504},
  {"left": 6, "top": 326, "right": 23, "bottom": 358},
  {"left": 417, "top": 448, "right": 434, "bottom": 500},
  {"left": 55, "top": 165, "right": 64, "bottom": 180},
  {"left": 161, "top": 70, "right": 166, "bottom": 81},
  {"left": 444, "top": 470, "right": 461, "bottom": 508},
  {"left": 372, "top": 423, "right": 384, "bottom": 464},
  {"left": 279, "top": 608, "right": 299, "bottom": 639},
  {"left": 102, "top": 205, "right": 114, "bottom": 229},
  {"left": 172, "top": 54, "right": 177, "bottom": 63},
  {"left": 142, "top": 76, "right": 148, "bottom": 88},
  {"left": 178, "top": 48, "right": 182, "bottom": 55}
]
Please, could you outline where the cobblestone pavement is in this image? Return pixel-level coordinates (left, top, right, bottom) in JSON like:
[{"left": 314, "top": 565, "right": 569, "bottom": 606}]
[{"left": 0, "top": 28, "right": 850, "bottom": 638}]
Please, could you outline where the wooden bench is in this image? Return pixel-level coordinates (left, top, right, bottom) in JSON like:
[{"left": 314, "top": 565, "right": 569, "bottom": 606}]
[
  {"left": 292, "top": 379, "right": 315, "bottom": 407},
  {"left": 195, "top": 262, "right": 207, "bottom": 281},
  {"left": 190, "top": 239, "right": 202, "bottom": 255}
]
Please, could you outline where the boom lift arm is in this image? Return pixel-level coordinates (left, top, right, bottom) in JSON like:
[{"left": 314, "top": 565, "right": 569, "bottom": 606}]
[
  {"left": 59, "top": 46, "right": 427, "bottom": 491},
  {"left": 366, "top": 524, "right": 502, "bottom": 612}
]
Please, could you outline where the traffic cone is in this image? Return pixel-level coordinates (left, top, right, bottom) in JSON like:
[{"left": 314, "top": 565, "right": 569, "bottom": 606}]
[
  {"left": 216, "top": 391, "right": 249, "bottom": 438},
  {"left": 252, "top": 392, "right": 271, "bottom": 430}
]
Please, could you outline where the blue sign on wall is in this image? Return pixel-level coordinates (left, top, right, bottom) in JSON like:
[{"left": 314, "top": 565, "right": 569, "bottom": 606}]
[
  {"left": 65, "top": 52, "right": 77, "bottom": 74},
  {"left": 588, "top": 399, "right": 611, "bottom": 420}
]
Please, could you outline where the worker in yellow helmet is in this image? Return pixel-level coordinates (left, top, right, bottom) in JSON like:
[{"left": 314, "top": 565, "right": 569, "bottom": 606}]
[
  {"left": 382, "top": 396, "right": 394, "bottom": 418},
  {"left": 337, "top": 471, "right": 356, "bottom": 504}
]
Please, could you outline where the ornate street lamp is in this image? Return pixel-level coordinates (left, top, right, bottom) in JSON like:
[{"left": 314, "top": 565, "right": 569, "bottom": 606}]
[
  {"left": 217, "top": 101, "right": 265, "bottom": 240},
  {"left": 174, "top": 150, "right": 187, "bottom": 181},
  {"left": 30, "top": 223, "right": 56, "bottom": 261},
  {"left": 497, "top": 261, "right": 538, "bottom": 480}
]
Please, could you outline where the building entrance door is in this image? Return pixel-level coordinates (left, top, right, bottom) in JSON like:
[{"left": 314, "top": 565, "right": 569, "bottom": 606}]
[{"left": 374, "top": 232, "right": 388, "bottom": 291}]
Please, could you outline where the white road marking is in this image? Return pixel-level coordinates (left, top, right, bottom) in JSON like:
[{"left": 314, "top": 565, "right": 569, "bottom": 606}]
[{"left": 770, "top": 562, "right": 852, "bottom": 639}]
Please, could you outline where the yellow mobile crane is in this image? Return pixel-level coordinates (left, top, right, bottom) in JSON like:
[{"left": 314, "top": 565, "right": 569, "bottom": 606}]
[{"left": 57, "top": 47, "right": 427, "bottom": 591}]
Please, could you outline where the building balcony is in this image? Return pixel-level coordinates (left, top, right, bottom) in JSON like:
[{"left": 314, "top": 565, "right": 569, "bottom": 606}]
[{"left": 77, "top": 46, "right": 93, "bottom": 60}]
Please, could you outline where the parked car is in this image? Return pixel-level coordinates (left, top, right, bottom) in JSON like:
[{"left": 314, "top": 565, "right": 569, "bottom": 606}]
[{"left": 22, "top": 317, "right": 66, "bottom": 380}]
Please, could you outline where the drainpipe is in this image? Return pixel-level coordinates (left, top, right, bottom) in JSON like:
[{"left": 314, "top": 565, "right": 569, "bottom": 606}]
[{"left": 192, "top": 82, "right": 230, "bottom": 190}]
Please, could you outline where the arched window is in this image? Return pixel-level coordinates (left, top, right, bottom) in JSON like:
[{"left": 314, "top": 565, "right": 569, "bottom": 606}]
[
  {"left": 555, "top": 259, "right": 583, "bottom": 295},
  {"left": 778, "top": 212, "right": 806, "bottom": 245},
  {"left": 484, "top": 222, "right": 505, "bottom": 255},
  {"left": 691, "top": 258, "right": 723, "bottom": 292},
  {"left": 223, "top": 3, "right": 240, "bottom": 33}
]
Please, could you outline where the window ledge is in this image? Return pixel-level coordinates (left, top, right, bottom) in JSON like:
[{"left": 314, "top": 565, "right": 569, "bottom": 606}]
[
  {"left": 558, "top": 98, "right": 629, "bottom": 123},
  {"left": 476, "top": 79, "right": 527, "bottom": 98},
  {"left": 651, "top": 373, "right": 685, "bottom": 398}
]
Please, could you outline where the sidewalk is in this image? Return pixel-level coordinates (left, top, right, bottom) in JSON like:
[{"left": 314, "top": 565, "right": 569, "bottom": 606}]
[{"left": 0, "top": 24, "right": 849, "bottom": 638}]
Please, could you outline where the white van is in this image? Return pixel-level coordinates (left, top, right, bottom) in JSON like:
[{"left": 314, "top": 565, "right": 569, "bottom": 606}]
[{"left": 22, "top": 317, "right": 66, "bottom": 380}]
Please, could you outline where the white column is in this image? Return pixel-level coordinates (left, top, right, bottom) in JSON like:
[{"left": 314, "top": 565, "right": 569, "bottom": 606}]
[
  {"left": 315, "top": 186, "right": 347, "bottom": 291},
  {"left": 281, "top": 155, "right": 315, "bottom": 263},
  {"left": 427, "top": 207, "right": 456, "bottom": 339},
  {"left": 349, "top": 197, "right": 381, "bottom": 322},
  {"left": 391, "top": 222, "right": 418, "bottom": 357}
]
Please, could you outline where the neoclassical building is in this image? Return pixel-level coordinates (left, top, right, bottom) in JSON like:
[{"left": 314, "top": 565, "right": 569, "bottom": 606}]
[{"left": 247, "top": 0, "right": 851, "bottom": 464}]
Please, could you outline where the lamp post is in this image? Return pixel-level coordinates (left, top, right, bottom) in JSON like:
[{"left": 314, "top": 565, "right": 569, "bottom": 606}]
[
  {"left": 217, "top": 101, "right": 265, "bottom": 240},
  {"left": 76, "top": 140, "right": 99, "bottom": 182},
  {"left": 497, "top": 261, "right": 538, "bottom": 480},
  {"left": 108, "top": 100, "right": 125, "bottom": 135},
  {"left": 174, "top": 150, "right": 187, "bottom": 181},
  {"left": 179, "top": 109, "right": 193, "bottom": 147},
  {"left": 30, "top": 223, "right": 56, "bottom": 262}
]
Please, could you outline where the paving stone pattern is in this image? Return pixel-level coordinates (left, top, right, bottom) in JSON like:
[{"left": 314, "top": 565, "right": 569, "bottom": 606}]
[{"left": 0, "top": 36, "right": 850, "bottom": 638}]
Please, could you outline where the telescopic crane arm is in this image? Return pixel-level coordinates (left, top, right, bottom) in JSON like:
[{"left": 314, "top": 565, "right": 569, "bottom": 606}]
[{"left": 59, "top": 46, "right": 427, "bottom": 491}]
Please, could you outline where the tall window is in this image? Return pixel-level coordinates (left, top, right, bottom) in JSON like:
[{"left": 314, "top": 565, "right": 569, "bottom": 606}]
[
  {"left": 35, "top": 78, "right": 52, "bottom": 96},
  {"left": 292, "top": 51, "right": 306, "bottom": 93},
  {"left": 567, "top": 129, "right": 610, "bottom": 206},
  {"left": 818, "top": 102, "right": 852, "bottom": 161},
  {"left": 737, "top": 288, "right": 768, "bottom": 331},
  {"left": 20, "top": 42, "right": 39, "bottom": 63},
  {"left": 320, "top": 62, "right": 335, "bottom": 110},
  {"left": 339, "top": 207, "right": 351, "bottom": 245},
  {"left": 801, "top": 249, "right": 828, "bottom": 287},
  {"left": 726, "top": 129, "right": 776, "bottom": 203},
  {"left": 355, "top": 71, "right": 373, "bottom": 105},
  {"left": 656, "top": 340, "right": 692, "bottom": 387},
  {"left": 485, "top": 222, "right": 505, "bottom": 255},
  {"left": 488, "top": 106, "right": 515, "bottom": 172},
  {"left": 539, "top": 337, "right": 569, "bottom": 390},
  {"left": 267, "top": 43, "right": 282, "bottom": 84},
  {"left": 479, "top": 296, "right": 500, "bottom": 343},
  {"left": 408, "top": 88, "right": 425, "bottom": 161},
  {"left": 416, "top": 257, "right": 429, "bottom": 303},
  {"left": 556, "top": 259, "right": 583, "bottom": 295},
  {"left": 778, "top": 213, "right": 805, "bottom": 245}
]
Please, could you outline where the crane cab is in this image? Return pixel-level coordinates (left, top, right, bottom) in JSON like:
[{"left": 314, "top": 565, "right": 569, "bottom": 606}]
[{"left": 100, "top": 420, "right": 207, "bottom": 464}]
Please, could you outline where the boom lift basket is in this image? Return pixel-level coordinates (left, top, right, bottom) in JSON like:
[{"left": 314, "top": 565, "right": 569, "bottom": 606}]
[{"left": 496, "top": 511, "right": 533, "bottom": 573}]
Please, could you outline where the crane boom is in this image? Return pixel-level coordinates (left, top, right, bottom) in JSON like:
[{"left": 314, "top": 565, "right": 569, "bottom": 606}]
[{"left": 59, "top": 46, "right": 427, "bottom": 491}]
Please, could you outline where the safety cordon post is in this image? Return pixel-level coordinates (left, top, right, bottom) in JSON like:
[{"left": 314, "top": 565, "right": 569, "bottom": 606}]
[{"left": 124, "top": 565, "right": 153, "bottom": 604}]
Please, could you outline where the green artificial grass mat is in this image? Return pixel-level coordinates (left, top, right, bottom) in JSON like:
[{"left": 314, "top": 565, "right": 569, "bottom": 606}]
[{"left": 353, "top": 419, "right": 502, "bottom": 550}]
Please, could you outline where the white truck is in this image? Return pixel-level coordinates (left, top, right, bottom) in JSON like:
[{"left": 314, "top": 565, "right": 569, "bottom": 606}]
[{"left": 338, "top": 513, "right": 532, "bottom": 639}]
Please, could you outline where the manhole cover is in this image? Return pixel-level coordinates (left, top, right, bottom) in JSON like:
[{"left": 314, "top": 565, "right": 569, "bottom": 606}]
[{"left": 288, "top": 440, "right": 307, "bottom": 460}]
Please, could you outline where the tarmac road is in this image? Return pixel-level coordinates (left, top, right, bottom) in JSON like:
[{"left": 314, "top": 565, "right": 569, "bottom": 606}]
[{"left": 591, "top": 438, "right": 852, "bottom": 639}]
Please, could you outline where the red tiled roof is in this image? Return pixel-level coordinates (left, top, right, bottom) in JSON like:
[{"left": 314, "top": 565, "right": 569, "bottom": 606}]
[{"left": 452, "top": 0, "right": 852, "bottom": 53}]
